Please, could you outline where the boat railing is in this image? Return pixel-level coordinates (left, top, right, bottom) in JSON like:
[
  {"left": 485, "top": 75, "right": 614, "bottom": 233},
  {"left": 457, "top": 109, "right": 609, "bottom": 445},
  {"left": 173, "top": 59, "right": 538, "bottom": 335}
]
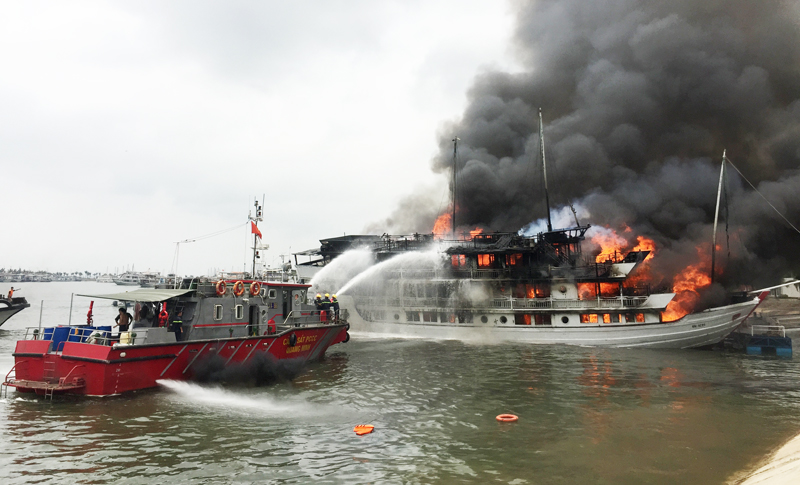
[
  {"left": 24, "top": 325, "right": 114, "bottom": 347},
  {"left": 350, "top": 295, "right": 649, "bottom": 311},
  {"left": 751, "top": 325, "right": 786, "bottom": 337},
  {"left": 283, "top": 311, "right": 346, "bottom": 327},
  {"left": 497, "top": 297, "right": 649, "bottom": 310}
]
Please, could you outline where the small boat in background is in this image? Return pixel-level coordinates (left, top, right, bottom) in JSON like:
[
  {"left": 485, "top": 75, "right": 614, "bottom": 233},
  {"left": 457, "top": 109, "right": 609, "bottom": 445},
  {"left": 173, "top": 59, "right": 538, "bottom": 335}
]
[
  {"left": 0, "top": 295, "right": 30, "bottom": 327},
  {"left": 112, "top": 272, "right": 141, "bottom": 286}
]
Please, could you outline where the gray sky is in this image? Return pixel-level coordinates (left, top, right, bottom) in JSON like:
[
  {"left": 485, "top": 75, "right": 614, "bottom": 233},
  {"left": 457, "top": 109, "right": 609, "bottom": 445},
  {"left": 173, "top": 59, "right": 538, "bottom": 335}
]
[{"left": 0, "top": 0, "right": 515, "bottom": 275}]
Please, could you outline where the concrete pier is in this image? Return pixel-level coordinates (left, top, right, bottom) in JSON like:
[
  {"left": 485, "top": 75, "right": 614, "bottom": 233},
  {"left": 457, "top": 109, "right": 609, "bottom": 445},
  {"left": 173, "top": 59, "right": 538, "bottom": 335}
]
[{"left": 734, "top": 432, "right": 800, "bottom": 484}]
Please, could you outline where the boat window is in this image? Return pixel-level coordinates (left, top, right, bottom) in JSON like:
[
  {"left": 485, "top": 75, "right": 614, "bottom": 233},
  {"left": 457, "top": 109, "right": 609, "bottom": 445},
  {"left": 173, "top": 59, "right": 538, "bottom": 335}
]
[
  {"left": 422, "top": 312, "right": 436, "bottom": 322},
  {"left": 625, "top": 313, "right": 635, "bottom": 322},
  {"left": 406, "top": 311, "right": 420, "bottom": 322},
  {"left": 480, "top": 315, "right": 488, "bottom": 324},
  {"left": 499, "top": 316, "right": 508, "bottom": 324},
  {"left": 515, "top": 314, "right": 531, "bottom": 325},
  {"left": 477, "top": 254, "right": 495, "bottom": 268},
  {"left": 451, "top": 254, "right": 466, "bottom": 267},
  {"left": 506, "top": 253, "right": 522, "bottom": 266},
  {"left": 458, "top": 312, "right": 472, "bottom": 323},
  {"left": 394, "top": 313, "right": 400, "bottom": 320},
  {"left": 580, "top": 314, "right": 599, "bottom": 324},
  {"left": 636, "top": 313, "right": 645, "bottom": 323},
  {"left": 268, "top": 289, "right": 277, "bottom": 299},
  {"left": 561, "top": 316, "right": 569, "bottom": 324},
  {"left": 535, "top": 314, "right": 551, "bottom": 326},
  {"left": 602, "top": 314, "right": 611, "bottom": 324},
  {"left": 214, "top": 305, "right": 223, "bottom": 320},
  {"left": 235, "top": 305, "right": 243, "bottom": 319}
]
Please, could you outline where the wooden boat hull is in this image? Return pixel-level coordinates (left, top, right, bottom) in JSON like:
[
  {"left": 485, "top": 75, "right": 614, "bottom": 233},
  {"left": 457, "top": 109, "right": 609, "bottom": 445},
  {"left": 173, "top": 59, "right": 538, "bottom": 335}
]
[{"left": 343, "top": 295, "right": 763, "bottom": 349}]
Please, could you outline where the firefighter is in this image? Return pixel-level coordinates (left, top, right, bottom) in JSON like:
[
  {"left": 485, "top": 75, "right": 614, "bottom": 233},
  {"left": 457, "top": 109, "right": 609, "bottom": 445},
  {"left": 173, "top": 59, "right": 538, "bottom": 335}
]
[{"left": 330, "top": 294, "right": 340, "bottom": 322}]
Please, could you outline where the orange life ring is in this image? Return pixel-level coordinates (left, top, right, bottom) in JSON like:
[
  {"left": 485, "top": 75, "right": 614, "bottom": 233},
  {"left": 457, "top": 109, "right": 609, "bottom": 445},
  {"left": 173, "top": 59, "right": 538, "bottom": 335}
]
[
  {"left": 496, "top": 414, "right": 518, "bottom": 423},
  {"left": 232, "top": 281, "right": 245, "bottom": 297},
  {"left": 354, "top": 424, "right": 374, "bottom": 435},
  {"left": 249, "top": 281, "right": 262, "bottom": 297},
  {"left": 215, "top": 280, "right": 227, "bottom": 296}
]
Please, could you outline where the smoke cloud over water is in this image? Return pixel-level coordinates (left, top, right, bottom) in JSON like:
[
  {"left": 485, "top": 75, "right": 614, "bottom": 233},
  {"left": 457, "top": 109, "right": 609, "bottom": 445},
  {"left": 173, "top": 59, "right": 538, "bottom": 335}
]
[{"left": 372, "top": 0, "right": 800, "bottom": 288}]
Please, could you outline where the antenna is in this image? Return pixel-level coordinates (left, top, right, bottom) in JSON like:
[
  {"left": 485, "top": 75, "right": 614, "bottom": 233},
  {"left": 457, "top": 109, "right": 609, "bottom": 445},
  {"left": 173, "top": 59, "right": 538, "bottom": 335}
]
[
  {"left": 711, "top": 149, "right": 725, "bottom": 284},
  {"left": 539, "top": 108, "right": 553, "bottom": 232}
]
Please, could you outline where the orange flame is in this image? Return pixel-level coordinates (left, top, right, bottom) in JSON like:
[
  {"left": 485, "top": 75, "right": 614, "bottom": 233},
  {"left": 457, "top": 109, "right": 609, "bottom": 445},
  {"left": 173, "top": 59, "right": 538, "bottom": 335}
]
[
  {"left": 591, "top": 227, "right": 629, "bottom": 263},
  {"left": 661, "top": 245, "right": 713, "bottom": 321},
  {"left": 632, "top": 235, "right": 656, "bottom": 261},
  {"left": 433, "top": 213, "right": 451, "bottom": 238},
  {"left": 577, "top": 283, "right": 595, "bottom": 299},
  {"left": 470, "top": 227, "right": 484, "bottom": 237}
]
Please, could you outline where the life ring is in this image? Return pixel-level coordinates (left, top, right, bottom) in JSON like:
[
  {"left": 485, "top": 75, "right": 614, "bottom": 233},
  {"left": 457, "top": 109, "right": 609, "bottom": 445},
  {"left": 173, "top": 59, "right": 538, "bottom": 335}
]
[
  {"left": 249, "top": 281, "right": 262, "bottom": 297},
  {"left": 496, "top": 414, "right": 518, "bottom": 423},
  {"left": 215, "top": 280, "right": 227, "bottom": 296},
  {"left": 232, "top": 281, "right": 245, "bottom": 297}
]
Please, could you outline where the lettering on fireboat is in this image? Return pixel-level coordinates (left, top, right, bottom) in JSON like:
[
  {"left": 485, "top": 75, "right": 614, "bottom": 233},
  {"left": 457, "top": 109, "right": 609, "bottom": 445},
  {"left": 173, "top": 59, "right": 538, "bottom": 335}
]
[{"left": 283, "top": 334, "right": 317, "bottom": 353}]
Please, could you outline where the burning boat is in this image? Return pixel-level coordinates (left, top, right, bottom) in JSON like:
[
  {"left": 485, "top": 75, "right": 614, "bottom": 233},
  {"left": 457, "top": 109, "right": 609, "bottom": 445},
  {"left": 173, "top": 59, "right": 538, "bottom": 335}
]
[
  {"left": 305, "top": 230, "right": 765, "bottom": 349},
  {"left": 302, "top": 115, "right": 769, "bottom": 349}
]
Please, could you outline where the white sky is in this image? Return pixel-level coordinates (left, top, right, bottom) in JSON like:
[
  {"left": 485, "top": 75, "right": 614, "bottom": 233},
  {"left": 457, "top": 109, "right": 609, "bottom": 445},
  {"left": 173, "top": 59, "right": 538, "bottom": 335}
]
[{"left": 0, "top": 0, "right": 516, "bottom": 275}]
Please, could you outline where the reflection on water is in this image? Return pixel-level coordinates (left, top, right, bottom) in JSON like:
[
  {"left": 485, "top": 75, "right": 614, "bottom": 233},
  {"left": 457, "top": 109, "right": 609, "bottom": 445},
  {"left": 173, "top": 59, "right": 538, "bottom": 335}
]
[
  {"left": 2, "top": 284, "right": 800, "bottom": 483},
  {"left": 2, "top": 340, "right": 800, "bottom": 484}
]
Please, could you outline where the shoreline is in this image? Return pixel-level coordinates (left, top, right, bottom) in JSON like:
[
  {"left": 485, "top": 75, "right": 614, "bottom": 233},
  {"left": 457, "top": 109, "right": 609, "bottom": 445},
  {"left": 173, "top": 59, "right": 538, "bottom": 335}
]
[{"left": 731, "top": 432, "right": 800, "bottom": 484}]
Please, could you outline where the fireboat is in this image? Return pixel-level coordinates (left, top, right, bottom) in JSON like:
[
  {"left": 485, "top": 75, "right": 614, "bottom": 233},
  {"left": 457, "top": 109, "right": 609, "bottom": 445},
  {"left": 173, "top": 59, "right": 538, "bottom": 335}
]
[{"left": 2, "top": 201, "right": 349, "bottom": 398}]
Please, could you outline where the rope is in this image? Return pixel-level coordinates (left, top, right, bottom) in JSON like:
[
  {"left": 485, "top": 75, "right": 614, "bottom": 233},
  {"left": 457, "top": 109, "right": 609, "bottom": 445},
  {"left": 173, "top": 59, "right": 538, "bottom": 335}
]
[
  {"left": 177, "top": 221, "right": 249, "bottom": 243},
  {"left": 725, "top": 156, "right": 800, "bottom": 235}
]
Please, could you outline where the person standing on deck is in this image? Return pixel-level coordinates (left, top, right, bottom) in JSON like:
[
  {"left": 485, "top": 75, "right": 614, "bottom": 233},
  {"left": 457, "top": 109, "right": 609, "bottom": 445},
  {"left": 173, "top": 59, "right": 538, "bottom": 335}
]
[
  {"left": 331, "top": 294, "right": 340, "bottom": 322},
  {"left": 7, "top": 287, "right": 15, "bottom": 300},
  {"left": 115, "top": 307, "right": 133, "bottom": 333},
  {"left": 170, "top": 309, "right": 184, "bottom": 341}
]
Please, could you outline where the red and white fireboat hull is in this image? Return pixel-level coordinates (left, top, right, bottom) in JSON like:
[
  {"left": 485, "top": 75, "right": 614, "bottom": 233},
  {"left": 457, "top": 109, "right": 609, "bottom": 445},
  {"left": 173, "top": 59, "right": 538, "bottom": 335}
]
[{"left": 7, "top": 325, "right": 347, "bottom": 397}]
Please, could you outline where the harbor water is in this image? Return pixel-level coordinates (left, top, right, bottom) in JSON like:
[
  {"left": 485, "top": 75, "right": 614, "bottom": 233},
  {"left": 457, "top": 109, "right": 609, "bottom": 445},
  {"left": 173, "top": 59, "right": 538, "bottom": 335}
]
[{"left": 2, "top": 283, "right": 800, "bottom": 484}]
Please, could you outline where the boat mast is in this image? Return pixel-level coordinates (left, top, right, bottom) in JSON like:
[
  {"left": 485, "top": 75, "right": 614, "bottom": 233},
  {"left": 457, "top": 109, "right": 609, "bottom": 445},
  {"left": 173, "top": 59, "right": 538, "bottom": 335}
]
[
  {"left": 711, "top": 150, "right": 726, "bottom": 284},
  {"left": 452, "top": 136, "right": 459, "bottom": 240},
  {"left": 251, "top": 197, "right": 263, "bottom": 278},
  {"left": 539, "top": 108, "right": 553, "bottom": 232}
]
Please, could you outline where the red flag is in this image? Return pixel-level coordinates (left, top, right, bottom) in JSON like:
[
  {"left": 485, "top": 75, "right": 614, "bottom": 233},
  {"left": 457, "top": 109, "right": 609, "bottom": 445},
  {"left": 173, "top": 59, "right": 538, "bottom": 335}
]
[{"left": 251, "top": 221, "right": 262, "bottom": 239}]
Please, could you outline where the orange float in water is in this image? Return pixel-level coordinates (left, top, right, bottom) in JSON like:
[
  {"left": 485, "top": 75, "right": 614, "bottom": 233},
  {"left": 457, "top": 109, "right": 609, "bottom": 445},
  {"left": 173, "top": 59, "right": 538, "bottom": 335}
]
[
  {"left": 354, "top": 424, "right": 374, "bottom": 435},
  {"left": 496, "top": 414, "right": 518, "bottom": 423}
]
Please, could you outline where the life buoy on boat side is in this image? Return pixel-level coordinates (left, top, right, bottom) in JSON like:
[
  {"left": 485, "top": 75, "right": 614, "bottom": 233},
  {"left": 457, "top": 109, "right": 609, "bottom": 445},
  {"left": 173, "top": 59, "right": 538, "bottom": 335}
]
[
  {"left": 249, "top": 281, "right": 262, "bottom": 297},
  {"left": 232, "top": 281, "right": 245, "bottom": 297},
  {"left": 215, "top": 280, "right": 227, "bottom": 296}
]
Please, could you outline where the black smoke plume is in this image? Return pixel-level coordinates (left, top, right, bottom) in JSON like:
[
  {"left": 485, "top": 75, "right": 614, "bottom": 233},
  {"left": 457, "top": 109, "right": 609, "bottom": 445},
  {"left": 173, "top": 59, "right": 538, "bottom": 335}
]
[
  {"left": 191, "top": 353, "right": 304, "bottom": 386},
  {"left": 372, "top": 0, "right": 800, "bottom": 289}
]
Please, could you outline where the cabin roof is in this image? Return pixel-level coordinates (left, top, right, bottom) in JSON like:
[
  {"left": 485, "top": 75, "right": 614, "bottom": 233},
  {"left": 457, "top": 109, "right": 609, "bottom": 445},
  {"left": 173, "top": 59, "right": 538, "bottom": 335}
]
[{"left": 76, "top": 288, "right": 194, "bottom": 302}]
